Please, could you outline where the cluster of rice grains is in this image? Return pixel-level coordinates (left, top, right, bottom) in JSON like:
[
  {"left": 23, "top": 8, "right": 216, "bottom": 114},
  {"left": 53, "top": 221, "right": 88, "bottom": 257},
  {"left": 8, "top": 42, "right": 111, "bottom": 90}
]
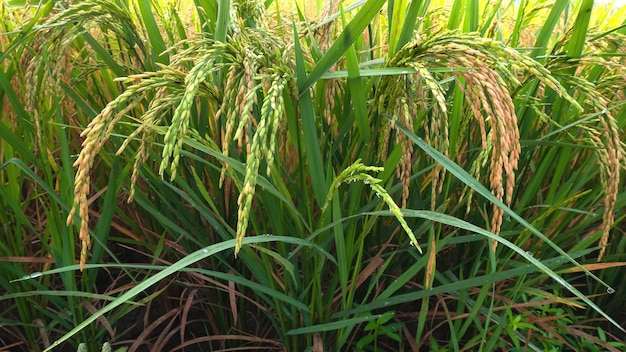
[
  {"left": 63, "top": 4, "right": 624, "bottom": 269},
  {"left": 65, "top": 1, "right": 294, "bottom": 268},
  {"left": 10, "top": 0, "right": 144, "bottom": 271},
  {"left": 214, "top": 32, "right": 294, "bottom": 256},
  {"left": 549, "top": 33, "right": 626, "bottom": 260},
  {"left": 374, "top": 32, "right": 582, "bottom": 252},
  {"left": 321, "top": 160, "right": 423, "bottom": 252},
  {"left": 528, "top": 29, "right": 626, "bottom": 260}
]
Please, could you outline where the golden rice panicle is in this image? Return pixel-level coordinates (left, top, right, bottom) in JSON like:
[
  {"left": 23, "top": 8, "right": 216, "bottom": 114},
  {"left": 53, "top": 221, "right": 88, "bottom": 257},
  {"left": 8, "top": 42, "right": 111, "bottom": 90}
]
[
  {"left": 218, "top": 43, "right": 260, "bottom": 186},
  {"left": 122, "top": 85, "right": 172, "bottom": 202},
  {"left": 264, "top": 76, "right": 287, "bottom": 177},
  {"left": 411, "top": 62, "right": 450, "bottom": 210},
  {"left": 417, "top": 33, "right": 521, "bottom": 250},
  {"left": 589, "top": 102, "right": 624, "bottom": 261},
  {"left": 218, "top": 30, "right": 286, "bottom": 186},
  {"left": 218, "top": 64, "right": 241, "bottom": 155},
  {"left": 536, "top": 35, "right": 624, "bottom": 261},
  {"left": 522, "top": 29, "right": 625, "bottom": 261},
  {"left": 20, "top": 31, "right": 73, "bottom": 156},
  {"left": 390, "top": 32, "right": 522, "bottom": 249},
  {"left": 233, "top": 74, "right": 260, "bottom": 154},
  {"left": 67, "top": 105, "right": 117, "bottom": 270},
  {"left": 114, "top": 68, "right": 193, "bottom": 200},
  {"left": 22, "top": 50, "right": 42, "bottom": 140},
  {"left": 397, "top": 96, "right": 413, "bottom": 209},
  {"left": 159, "top": 53, "right": 215, "bottom": 180},
  {"left": 22, "top": 0, "right": 148, "bottom": 270},
  {"left": 238, "top": 49, "right": 260, "bottom": 148},
  {"left": 314, "top": 0, "right": 339, "bottom": 53},
  {"left": 545, "top": 45, "right": 625, "bottom": 261},
  {"left": 376, "top": 115, "right": 392, "bottom": 163},
  {"left": 67, "top": 75, "right": 169, "bottom": 269},
  {"left": 370, "top": 74, "right": 396, "bottom": 162},
  {"left": 323, "top": 79, "right": 343, "bottom": 128},
  {"left": 234, "top": 73, "right": 287, "bottom": 255},
  {"left": 370, "top": 72, "right": 412, "bottom": 207}
]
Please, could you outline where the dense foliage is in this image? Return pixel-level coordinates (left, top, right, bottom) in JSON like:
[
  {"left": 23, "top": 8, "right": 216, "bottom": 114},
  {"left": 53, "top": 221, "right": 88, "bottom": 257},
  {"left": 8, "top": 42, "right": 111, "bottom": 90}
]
[{"left": 1, "top": 0, "right": 625, "bottom": 351}]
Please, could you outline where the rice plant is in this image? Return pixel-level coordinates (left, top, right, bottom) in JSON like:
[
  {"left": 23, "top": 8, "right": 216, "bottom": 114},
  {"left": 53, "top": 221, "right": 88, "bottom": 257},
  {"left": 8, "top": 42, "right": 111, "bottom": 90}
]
[{"left": 1, "top": 0, "right": 625, "bottom": 351}]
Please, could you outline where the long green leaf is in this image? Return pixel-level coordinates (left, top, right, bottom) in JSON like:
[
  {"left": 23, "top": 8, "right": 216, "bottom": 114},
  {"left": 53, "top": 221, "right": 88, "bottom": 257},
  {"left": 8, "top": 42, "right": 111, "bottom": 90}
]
[
  {"left": 531, "top": 0, "right": 569, "bottom": 59},
  {"left": 464, "top": 0, "right": 479, "bottom": 32},
  {"left": 567, "top": 0, "right": 594, "bottom": 58},
  {"left": 447, "top": 0, "right": 465, "bottom": 30},
  {"left": 340, "top": 3, "right": 370, "bottom": 142},
  {"left": 388, "top": 0, "right": 408, "bottom": 55},
  {"left": 298, "top": 0, "right": 386, "bottom": 94},
  {"left": 215, "top": 0, "right": 231, "bottom": 43},
  {"left": 294, "top": 23, "right": 327, "bottom": 208},
  {"left": 137, "top": 0, "right": 168, "bottom": 65},
  {"left": 11, "top": 262, "right": 308, "bottom": 311},
  {"left": 287, "top": 313, "right": 392, "bottom": 335},
  {"left": 395, "top": 0, "right": 427, "bottom": 54}
]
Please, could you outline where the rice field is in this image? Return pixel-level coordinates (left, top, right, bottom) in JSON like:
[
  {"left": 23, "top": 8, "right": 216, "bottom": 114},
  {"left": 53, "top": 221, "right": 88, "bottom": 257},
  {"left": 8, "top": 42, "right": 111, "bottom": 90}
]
[{"left": 1, "top": 0, "right": 625, "bottom": 351}]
